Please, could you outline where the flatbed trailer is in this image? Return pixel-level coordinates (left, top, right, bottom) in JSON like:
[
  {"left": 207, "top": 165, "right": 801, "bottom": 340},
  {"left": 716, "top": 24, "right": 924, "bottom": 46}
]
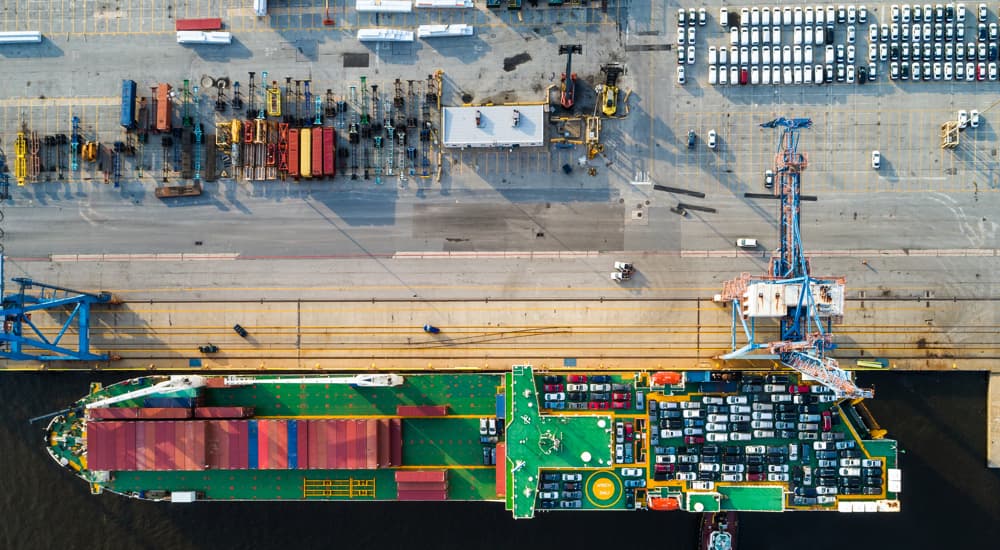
[
  {"left": 175, "top": 18, "right": 223, "bottom": 31},
  {"left": 154, "top": 184, "right": 203, "bottom": 199}
]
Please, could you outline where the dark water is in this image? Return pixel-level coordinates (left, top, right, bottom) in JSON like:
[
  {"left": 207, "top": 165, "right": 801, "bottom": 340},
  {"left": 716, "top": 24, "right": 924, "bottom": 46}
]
[{"left": 2, "top": 371, "right": 999, "bottom": 550}]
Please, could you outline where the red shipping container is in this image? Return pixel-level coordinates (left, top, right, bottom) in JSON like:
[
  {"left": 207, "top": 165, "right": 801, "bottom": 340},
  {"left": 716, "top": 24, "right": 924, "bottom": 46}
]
[
  {"left": 287, "top": 129, "right": 300, "bottom": 177},
  {"left": 88, "top": 407, "right": 140, "bottom": 420},
  {"left": 154, "top": 422, "right": 168, "bottom": 470},
  {"left": 166, "top": 421, "right": 178, "bottom": 470},
  {"left": 225, "top": 421, "right": 237, "bottom": 470},
  {"left": 331, "top": 420, "right": 343, "bottom": 469},
  {"left": 395, "top": 470, "right": 447, "bottom": 483},
  {"left": 390, "top": 418, "right": 402, "bottom": 467},
  {"left": 495, "top": 443, "right": 506, "bottom": 497},
  {"left": 125, "top": 422, "right": 137, "bottom": 470},
  {"left": 135, "top": 421, "right": 146, "bottom": 470},
  {"left": 396, "top": 405, "right": 448, "bottom": 416},
  {"left": 377, "top": 419, "right": 389, "bottom": 468},
  {"left": 366, "top": 420, "right": 377, "bottom": 469},
  {"left": 257, "top": 420, "right": 268, "bottom": 470},
  {"left": 238, "top": 420, "right": 249, "bottom": 470},
  {"left": 175, "top": 18, "right": 223, "bottom": 31},
  {"left": 296, "top": 420, "right": 308, "bottom": 470},
  {"left": 180, "top": 422, "right": 191, "bottom": 470},
  {"left": 347, "top": 421, "right": 359, "bottom": 470},
  {"left": 145, "top": 422, "right": 156, "bottom": 470},
  {"left": 114, "top": 419, "right": 126, "bottom": 470},
  {"left": 315, "top": 420, "right": 328, "bottom": 470},
  {"left": 322, "top": 128, "right": 335, "bottom": 177},
  {"left": 205, "top": 378, "right": 228, "bottom": 389},
  {"left": 205, "top": 420, "right": 222, "bottom": 469},
  {"left": 273, "top": 420, "right": 288, "bottom": 470},
  {"left": 311, "top": 127, "right": 323, "bottom": 178},
  {"left": 396, "top": 482, "right": 449, "bottom": 492},
  {"left": 141, "top": 407, "right": 192, "bottom": 419},
  {"left": 194, "top": 421, "right": 207, "bottom": 470}
]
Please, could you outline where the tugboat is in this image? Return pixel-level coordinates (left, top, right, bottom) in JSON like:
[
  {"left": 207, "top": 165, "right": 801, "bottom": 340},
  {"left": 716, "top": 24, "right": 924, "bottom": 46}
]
[{"left": 698, "top": 512, "right": 738, "bottom": 550}]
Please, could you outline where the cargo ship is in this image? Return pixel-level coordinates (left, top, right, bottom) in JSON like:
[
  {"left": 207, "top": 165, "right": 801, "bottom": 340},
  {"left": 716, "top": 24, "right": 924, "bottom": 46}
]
[{"left": 45, "top": 367, "right": 901, "bottom": 518}]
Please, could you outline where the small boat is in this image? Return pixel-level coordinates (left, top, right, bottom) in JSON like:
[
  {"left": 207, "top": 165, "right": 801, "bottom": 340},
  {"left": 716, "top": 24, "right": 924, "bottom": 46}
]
[{"left": 698, "top": 511, "right": 737, "bottom": 550}]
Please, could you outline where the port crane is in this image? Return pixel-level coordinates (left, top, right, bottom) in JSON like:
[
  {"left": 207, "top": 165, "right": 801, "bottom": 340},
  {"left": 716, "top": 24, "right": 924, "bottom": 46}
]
[
  {"left": 558, "top": 44, "right": 583, "bottom": 110},
  {"left": 0, "top": 256, "right": 118, "bottom": 361},
  {"left": 716, "top": 117, "right": 872, "bottom": 399}
]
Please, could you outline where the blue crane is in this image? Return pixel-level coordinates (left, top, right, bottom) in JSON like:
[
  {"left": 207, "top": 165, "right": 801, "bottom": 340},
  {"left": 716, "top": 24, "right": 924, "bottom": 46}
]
[
  {"left": 0, "top": 256, "right": 117, "bottom": 361},
  {"left": 717, "top": 117, "right": 872, "bottom": 399}
]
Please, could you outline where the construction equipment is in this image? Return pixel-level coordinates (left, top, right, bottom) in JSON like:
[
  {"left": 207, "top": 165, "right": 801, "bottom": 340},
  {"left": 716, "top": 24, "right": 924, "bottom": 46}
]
[
  {"left": 231, "top": 81, "right": 244, "bottom": 112},
  {"left": 558, "top": 44, "right": 583, "bottom": 110},
  {"left": 246, "top": 72, "right": 257, "bottom": 118},
  {"left": 14, "top": 129, "right": 27, "bottom": 185},
  {"left": 600, "top": 63, "right": 624, "bottom": 117},
  {"left": 181, "top": 79, "right": 193, "bottom": 128},
  {"left": 258, "top": 71, "right": 268, "bottom": 119},
  {"left": 940, "top": 120, "right": 960, "bottom": 149},
  {"left": 302, "top": 80, "right": 312, "bottom": 125},
  {"left": 0, "top": 257, "right": 118, "bottom": 361},
  {"left": 314, "top": 96, "right": 323, "bottom": 125},
  {"left": 214, "top": 80, "right": 228, "bottom": 113},
  {"left": 717, "top": 117, "right": 870, "bottom": 399},
  {"left": 81, "top": 141, "right": 98, "bottom": 163},
  {"left": 266, "top": 79, "right": 281, "bottom": 117},
  {"left": 193, "top": 85, "right": 202, "bottom": 183}
]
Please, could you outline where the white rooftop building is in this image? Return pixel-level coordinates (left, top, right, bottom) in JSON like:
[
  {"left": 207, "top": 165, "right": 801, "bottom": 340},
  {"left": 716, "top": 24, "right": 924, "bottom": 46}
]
[{"left": 442, "top": 105, "right": 546, "bottom": 148}]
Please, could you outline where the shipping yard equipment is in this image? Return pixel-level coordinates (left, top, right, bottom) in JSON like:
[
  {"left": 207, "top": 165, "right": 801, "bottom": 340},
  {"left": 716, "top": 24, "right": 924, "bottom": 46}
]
[
  {"left": 323, "top": 0, "right": 335, "bottom": 24},
  {"left": 417, "top": 24, "right": 475, "bottom": 38},
  {"left": 0, "top": 257, "right": 118, "bottom": 361},
  {"left": 0, "top": 31, "right": 42, "bottom": 44},
  {"left": 558, "top": 44, "right": 583, "bottom": 110},
  {"left": 175, "top": 18, "right": 223, "bottom": 31},
  {"left": 254, "top": 0, "right": 268, "bottom": 16},
  {"left": 121, "top": 80, "right": 138, "bottom": 129},
  {"left": 356, "top": 0, "right": 414, "bottom": 12},
  {"left": 717, "top": 117, "right": 869, "bottom": 399},
  {"left": 14, "top": 130, "right": 27, "bottom": 186},
  {"left": 156, "top": 84, "right": 172, "bottom": 132},
  {"left": 357, "top": 28, "right": 416, "bottom": 42},
  {"left": 267, "top": 80, "right": 281, "bottom": 117},
  {"left": 176, "top": 31, "right": 232, "bottom": 45},
  {"left": 155, "top": 184, "right": 203, "bottom": 199},
  {"left": 600, "top": 64, "right": 624, "bottom": 117}
]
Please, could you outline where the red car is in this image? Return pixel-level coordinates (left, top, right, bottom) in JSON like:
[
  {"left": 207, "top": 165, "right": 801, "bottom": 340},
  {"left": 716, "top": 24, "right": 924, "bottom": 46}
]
[
  {"left": 612, "top": 392, "right": 631, "bottom": 401},
  {"left": 655, "top": 464, "right": 675, "bottom": 473},
  {"left": 612, "top": 401, "right": 630, "bottom": 409},
  {"left": 684, "top": 435, "right": 705, "bottom": 444},
  {"left": 544, "top": 384, "right": 564, "bottom": 392},
  {"left": 747, "top": 473, "right": 765, "bottom": 482},
  {"left": 588, "top": 401, "right": 610, "bottom": 410},
  {"left": 568, "top": 375, "right": 588, "bottom": 383},
  {"left": 740, "top": 68, "right": 749, "bottom": 85},
  {"left": 624, "top": 423, "right": 634, "bottom": 441},
  {"left": 789, "top": 385, "right": 811, "bottom": 394},
  {"left": 821, "top": 410, "right": 832, "bottom": 432}
]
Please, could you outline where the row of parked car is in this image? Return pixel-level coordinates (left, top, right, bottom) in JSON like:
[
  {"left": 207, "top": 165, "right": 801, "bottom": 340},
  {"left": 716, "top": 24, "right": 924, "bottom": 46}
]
[
  {"left": 889, "top": 59, "right": 1000, "bottom": 78},
  {"left": 541, "top": 374, "right": 641, "bottom": 411}
]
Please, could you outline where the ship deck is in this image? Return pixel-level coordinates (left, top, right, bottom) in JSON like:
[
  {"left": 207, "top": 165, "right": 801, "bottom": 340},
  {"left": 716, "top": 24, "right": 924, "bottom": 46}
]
[{"left": 48, "top": 368, "right": 900, "bottom": 518}]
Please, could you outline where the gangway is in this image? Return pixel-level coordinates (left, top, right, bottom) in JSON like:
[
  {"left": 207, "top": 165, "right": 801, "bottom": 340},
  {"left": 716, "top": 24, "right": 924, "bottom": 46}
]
[
  {"left": 716, "top": 117, "right": 871, "bottom": 399},
  {"left": 85, "top": 376, "right": 207, "bottom": 409}
]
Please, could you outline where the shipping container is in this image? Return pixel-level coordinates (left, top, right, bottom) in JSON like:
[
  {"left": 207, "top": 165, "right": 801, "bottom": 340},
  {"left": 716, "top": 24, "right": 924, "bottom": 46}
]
[
  {"left": 194, "top": 406, "right": 253, "bottom": 419},
  {"left": 495, "top": 443, "right": 506, "bottom": 497},
  {"left": 88, "top": 407, "right": 140, "bottom": 420},
  {"left": 136, "top": 421, "right": 147, "bottom": 470},
  {"left": 396, "top": 489, "right": 448, "bottom": 501},
  {"left": 140, "top": 407, "right": 192, "bottom": 419},
  {"left": 377, "top": 419, "right": 390, "bottom": 467},
  {"left": 175, "top": 18, "right": 223, "bottom": 31},
  {"left": 287, "top": 129, "right": 300, "bottom": 177},
  {"left": 145, "top": 422, "right": 156, "bottom": 470},
  {"left": 390, "top": 418, "right": 402, "bottom": 467},
  {"left": 311, "top": 127, "right": 323, "bottom": 178},
  {"left": 156, "top": 84, "right": 172, "bottom": 132},
  {"left": 121, "top": 80, "right": 137, "bottom": 129},
  {"left": 0, "top": 31, "right": 42, "bottom": 44},
  {"left": 300, "top": 127, "right": 312, "bottom": 178},
  {"left": 290, "top": 420, "right": 301, "bottom": 469},
  {"left": 176, "top": 31, "right": 233, "bottom": 45},
  {"left": 274, "top": 420, "right": 289, "bottom": 470},
  {"left": 396, "top": 470, "right": 448, "bottom": 483},
  {"left": 496, "top": 394, "right": 506, "bottom": 419},
  {"left": 396, "top": 405, "right": 448, "bottom": 416},
  {"left": 322, "top": 127, "right": 335, "bottom": 177},
  {"left": 125, "top": 422, "right": 137, "bottom": 470}
]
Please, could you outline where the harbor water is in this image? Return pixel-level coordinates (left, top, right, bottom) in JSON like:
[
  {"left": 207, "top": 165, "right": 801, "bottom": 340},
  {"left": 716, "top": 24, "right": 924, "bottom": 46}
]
[{"left": 1, "top": 371, "right": 998, "bottom": 550}]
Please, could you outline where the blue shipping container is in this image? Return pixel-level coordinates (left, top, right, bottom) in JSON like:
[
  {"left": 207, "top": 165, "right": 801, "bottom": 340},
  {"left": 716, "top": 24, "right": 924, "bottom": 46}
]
[
  {"left": 288, "top": 420, "right": 298, "bottom": 469},
  {"left": 120, "top": 79, "right": 137, "bottom": 129},
  {"left": 495, "top": 394, "right": 506, "bottom": 420},
  {"left": 685, "top": 371, "right": 712, "bottom": 383},
  {"left": 248, "top": 420, "right": 259, "bottom": 470}
]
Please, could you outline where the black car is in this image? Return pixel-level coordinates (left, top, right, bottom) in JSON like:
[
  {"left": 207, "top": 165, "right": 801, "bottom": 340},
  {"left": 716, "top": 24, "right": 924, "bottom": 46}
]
[
  {"left": 540, "top": 499, "right": 557, "bottom": 509},
  {"left": 862, "top": 487, "right": 882, "bottom": 495},
  {"left": 677, "top": 463, "right": 697, "bottom": 473},
  {"left": 747, "top": 464, "right": 765, "bottom": 474},
  {"left": 699, "top": 472, "right": 719, "bottom": 481},
  {"left": 797, "top": 404, "right": 819, "bottom": 414},
  {"left": 702, "top": 445, "right": 721, "bottom": 455},
  {"left": 795, "top": 487, "right": 818, "bottom": 497},
  {"left": 541, "top": 483, "right": 560, "bottom": 491},
  {"left": 792, "top": 496, "right": 818, "bottom": 506},
  {"left": 839, "top": 478, "right": 862, "bottom": 488},
  {"left": 590, "top": 375, "right": 612, "bottom": 383},
  {"left": 724, "top": 446, "right": 743, "bottom": 456},
  {"left": 840, "top": 449, "right": 861, "bottom": 458},
  {"left": 723, "top": 455, "right": 742, "bottom": 464},
  {"left": 777, "top": 404, "right": 797, "bottom": 413},
  {"left": 816, "top": 476, "right": 838, "bottom": 487},
  {"left": 767, "top": 374, "right": 790, "bottom": 384},
  {"left": 567, "top": 392, "right": 587, "bottom": 402},
  {"left": 816, "top": 468, "right": 837, "bottom": 477},
  {"left": 542, "top": 473, "right": 561, "bottom": 482},
  {"left": 543, "top": 375, "right": 562, "bottom": 384},
  {"left": 702, "top": 454, "right": 721, "bottom": 464},
  {"left": 591, "top": 392, "right": 610, "bottom": 401},
  {"left": 817, "top": 451, "right": 838, "bottom": 460},
  {"left": 706, "top": 405, "right": 731, "bottom": 414},
  {"left": 746, "top": 456, "right": 764, "bottom": 466},
  {"left": 767, "top": 455, "right": 786, "bottom": 465}
]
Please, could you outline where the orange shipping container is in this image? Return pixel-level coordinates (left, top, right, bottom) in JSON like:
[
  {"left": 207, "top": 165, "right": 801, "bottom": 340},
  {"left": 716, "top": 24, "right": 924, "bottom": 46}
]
[
  {"left": 156, "top": 84, "right": 172, "bottom": 132},
  {"left": 287, "top": 129, "right": 300, "bottom": 177}
]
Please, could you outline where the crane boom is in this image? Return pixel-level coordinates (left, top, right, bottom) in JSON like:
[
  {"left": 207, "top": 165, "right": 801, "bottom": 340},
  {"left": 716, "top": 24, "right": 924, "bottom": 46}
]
[
  {"left": 85, "top": 376, "right": 206, "bottom": 409},
  {"left": 223, "top": 374, "right": 404, "bottom": 387}
]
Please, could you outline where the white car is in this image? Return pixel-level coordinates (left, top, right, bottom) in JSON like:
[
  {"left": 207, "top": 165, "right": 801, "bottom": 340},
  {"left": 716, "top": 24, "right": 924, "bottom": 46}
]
[
  {"left": 840, "top": 458, "right": 862, "bottom": 467},
  {"left": 544, "top": 392, "right": 565, "bottom": 401},
  {"left": 676, "top": 472, "right": 697, "bottom": 481},
  {"left": 688, "top": 26, "right": 697, "bottom": 44},
  {"left": 708, "top": 414, "right": 730, "bottom": 423},
  {"left": 848, "top": 5, "right": 857, "bottom": 22},
  {"left": 699, "top": 463, "right": 721, "bottom": 472},
  {"left": 706, "top": 423, "right": 728, "bottom": 432},
  {"left": 862, "top": 459, "right": 884, "bottom": 468},
  {"left": 839, "top": 467, "right": 861, "bottom": 477},
  {"left": 687, "top": 45, "right": 696, "bottom": 65},
  {"left": 566, "top": 383, "right": 587, "bottom": 392},
  {"left": 971, "top": 109, "right": 981, "bottom": 127},
  {"left": 772, "top": 26, "right": 781, "bottom": 44},
  {"left": 719, "top": 66, "right": 729, "bottom": 85},
  {"left": 869, "top": 23, "right": 878, "bottom": 41},
  {"left": 751, "top": 26, "right": 760, "bottom": 46},
  {"left": 872, "top": 150, "right": 881, "bottom": 169},
  {"left": 730, "top": 26, "right": 739, "bottom": 45},
  {"left": 719, "top": 7, "right": 729, "bottom": 27},
  {"left": 847, "top": 24, "right": 856, "bottom": 43},
  {"left": 892, "top": 4, "right": 901, "bottom": 21},
  {"left": 590, "top": 383, "right": 611, "bottom": 392},
  {"left": 979, "top": 2, "right": 988, "bottom": 22},
  {"left": 682, "top": 409, "right": 703, "bottom": 419},
  {"left": 814, "top": 64, "right": 825, "bottom": 84},
  {"left": 660, "top": 429, "right": 682, "bottom": 438},
  {"left": 678, "top": 26, "right": 686, "bottom": 45},
  {"left": 721, "top": 473, "right": 744, "bottom": 482},
  {"left": 730, "top": 433, "right": 751, "bottom": 441},
  {"left": 847, "top": 44, "right": 856, "bottom": 64},
  {"left": 698, "top": 7, "right": 707, "bottom": 25},
  {"left": 620, "top": 467, "right": 643, "bottom": 477},
  {"left": 767, "top": 473, "right": 790, "bottom": 482},
  {"left": 706, "top": 433, "right": 729, "bottom": 442},
  {"left": 958, "top": 109, "right": 969, "bottom": 128}
]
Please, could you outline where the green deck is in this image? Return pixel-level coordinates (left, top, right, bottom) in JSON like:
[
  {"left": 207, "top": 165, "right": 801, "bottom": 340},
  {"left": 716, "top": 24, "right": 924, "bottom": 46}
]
[{"left": 46, "top": 368, "right": 902, "bottom": 518}]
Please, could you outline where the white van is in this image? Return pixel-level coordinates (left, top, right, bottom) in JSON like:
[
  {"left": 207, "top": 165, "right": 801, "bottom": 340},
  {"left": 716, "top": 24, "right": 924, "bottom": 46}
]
[{"left": 736, "top": 238, "right": 758, "bottom": 248}]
